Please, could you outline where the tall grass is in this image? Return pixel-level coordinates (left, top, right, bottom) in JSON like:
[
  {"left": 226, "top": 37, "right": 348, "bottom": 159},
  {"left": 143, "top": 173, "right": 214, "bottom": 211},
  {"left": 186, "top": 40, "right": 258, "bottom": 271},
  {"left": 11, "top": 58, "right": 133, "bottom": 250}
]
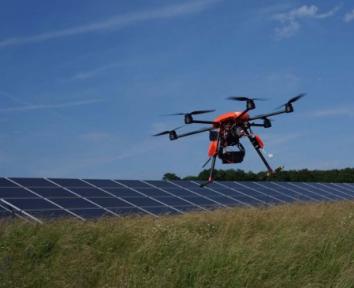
[{"left": 1, "top": 202, "right": 354, "bottom": 288}]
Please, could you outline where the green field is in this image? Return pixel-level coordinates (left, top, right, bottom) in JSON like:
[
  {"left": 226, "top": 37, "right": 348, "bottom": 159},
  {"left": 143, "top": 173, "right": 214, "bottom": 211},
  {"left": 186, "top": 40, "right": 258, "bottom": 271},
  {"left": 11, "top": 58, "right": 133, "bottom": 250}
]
[{"left": 1, "top": 202, "right": 354, "bottom": 288}]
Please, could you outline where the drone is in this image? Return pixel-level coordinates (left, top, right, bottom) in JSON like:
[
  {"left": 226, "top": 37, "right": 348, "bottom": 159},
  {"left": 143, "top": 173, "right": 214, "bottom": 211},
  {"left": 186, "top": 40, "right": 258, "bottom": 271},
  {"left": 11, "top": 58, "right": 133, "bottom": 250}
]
[{"left": 154, "top": 94, "right": 305, "bottom": 187}]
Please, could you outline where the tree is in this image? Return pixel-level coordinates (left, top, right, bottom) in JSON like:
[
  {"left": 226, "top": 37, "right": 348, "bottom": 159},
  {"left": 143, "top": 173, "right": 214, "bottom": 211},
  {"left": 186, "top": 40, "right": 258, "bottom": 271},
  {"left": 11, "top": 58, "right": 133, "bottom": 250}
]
[
  {"left": 162, "top": 173, "right": 181, "bottom": 181},
  {"left": 163, "top": 168, "right": 354, "bottom": 182}
]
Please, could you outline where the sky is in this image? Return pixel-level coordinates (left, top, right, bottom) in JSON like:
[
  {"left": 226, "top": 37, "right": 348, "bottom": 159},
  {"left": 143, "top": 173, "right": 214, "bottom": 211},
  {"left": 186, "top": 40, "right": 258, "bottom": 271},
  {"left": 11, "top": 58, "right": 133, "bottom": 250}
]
[{"left": 1, "top": 0, "right": 354, "bottom": 180}]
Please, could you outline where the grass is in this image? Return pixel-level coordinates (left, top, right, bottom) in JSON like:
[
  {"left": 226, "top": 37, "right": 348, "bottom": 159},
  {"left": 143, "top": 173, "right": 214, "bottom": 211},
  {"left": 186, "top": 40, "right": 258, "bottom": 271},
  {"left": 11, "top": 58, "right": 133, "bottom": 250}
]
[{"left": 1, "top": 202, "right": 354, "bottom": 288}]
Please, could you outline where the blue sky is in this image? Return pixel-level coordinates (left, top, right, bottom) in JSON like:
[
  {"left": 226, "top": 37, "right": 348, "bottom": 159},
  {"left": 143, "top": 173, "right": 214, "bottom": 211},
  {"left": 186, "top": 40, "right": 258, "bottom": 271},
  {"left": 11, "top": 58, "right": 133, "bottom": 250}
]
[{"left": 1, "top": 0, "right": 354, "bottom": 179}]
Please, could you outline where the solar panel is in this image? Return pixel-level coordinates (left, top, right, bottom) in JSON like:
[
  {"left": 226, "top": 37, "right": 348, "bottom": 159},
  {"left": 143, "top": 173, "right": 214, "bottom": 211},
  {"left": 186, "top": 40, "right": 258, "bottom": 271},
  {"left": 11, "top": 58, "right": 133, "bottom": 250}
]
[
  {"left": 68, "top": 188, "right": 112, "bottom": 198},
  {"left": 205, "top": 182, "right": 264, "bottom": 206},
  {"left": 69, "top": 208, "right": 112, "bottom": 218},
  {"left": 30, "top": 187, "right": 77, "bottom": 198},
  {"left": 83, "top": 179, "right": 123, "bottom": 188},
  {"left": 0, "top": 205, "right": 12, "bottom": 218},
  {"left": 317, "top": 183, "right": 353, "bottom": 199},
  {"left": 227, "top": 182, "right": 282, "bottom": 204},
  {"left": 261, "top": 182, "right": 312, "bottom": 201},
  {"left": 330, "top": 183, "right": 354, "bottom": 196},
  {"left": 49, "top": 178, "right": 91, "bottom": 187},
  {"left": 10, "top": 177, "right": 56, "bottom": 187},
  {"left": 0, "top": 187, "right": 38, "bottom": 199},
  {"left": 169, "top": 181, "right": 240, "bottom": 207},
  {"left": 5, "top": 198, "right": 73, "bottom": 219},
  {"left": 0, "top": 178, "right": 353, "bottom": 221},
  {"left": 276, "top": 182, "right": 326, "bottom": 201},
  {"left": 117, "top": 180, "right": 149, "bottom": 188},
  {"left": 289, "top": 182, "right": 337, "bottom": 201},
  {"left": 0, "top": 178, "right": 19, "bottom": 187}
]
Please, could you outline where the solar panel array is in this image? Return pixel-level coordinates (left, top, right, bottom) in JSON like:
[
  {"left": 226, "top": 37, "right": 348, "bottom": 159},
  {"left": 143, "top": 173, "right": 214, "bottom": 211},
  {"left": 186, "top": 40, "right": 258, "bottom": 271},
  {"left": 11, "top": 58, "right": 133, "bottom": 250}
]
[{"left": 0, "top": 177, "right": 353, "bottom": 222}]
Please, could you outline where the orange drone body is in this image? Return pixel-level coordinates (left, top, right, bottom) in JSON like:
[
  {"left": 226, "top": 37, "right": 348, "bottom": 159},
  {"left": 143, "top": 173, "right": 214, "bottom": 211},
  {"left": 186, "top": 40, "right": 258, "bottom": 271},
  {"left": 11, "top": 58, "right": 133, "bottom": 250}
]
[
  {"left": 209, "top": 111, "right": 256, "bottom": 157},
  {"left": 212, "top": 111, "right": 249, "bottom": 125}
]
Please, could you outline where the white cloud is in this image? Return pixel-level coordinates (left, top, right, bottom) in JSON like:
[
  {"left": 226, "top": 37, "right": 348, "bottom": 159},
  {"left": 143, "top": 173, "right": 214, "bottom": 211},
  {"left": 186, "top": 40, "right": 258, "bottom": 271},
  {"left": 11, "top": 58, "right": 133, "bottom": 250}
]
[
  {"left": 262, "top": 132, "right": 304, "bottom": 147},
  {"left": 0, "top": 99, "right": 102, "bottom": 112},
  {"left": 0, "top": 0, "right": 221, "bottom": 48},
  {"left": 71, "top": 62, "right": 122, "bottom": 80},
  {"left": 273, "top": 5, "right": 340, "bottom": 38},
  {"left": 344, "top": 9, "right": 354, "bottom": 23},
  {"left": 312, "top": 107, "right": 354, "bottom": 117},
  {"left": 79, "top": 132, "right": 113, "bottom": 142}
]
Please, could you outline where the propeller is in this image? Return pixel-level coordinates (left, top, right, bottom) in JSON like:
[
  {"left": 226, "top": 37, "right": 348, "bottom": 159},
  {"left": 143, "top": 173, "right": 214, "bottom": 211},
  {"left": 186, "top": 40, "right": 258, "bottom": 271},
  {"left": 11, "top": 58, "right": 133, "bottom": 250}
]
[
  {"left": 276, "top": 93, "right": 305, "bottom": 109},
  {"left": 228, "top": 96, "right": 266, "bottom": 111},
  {"left": 163, "top": 109, "right": 215, "bottom": 116},
  {"left": 227, "top": 96, "right": 267, "bottom": 101},
  {"left": 153, "top": 125, "right": 185, "bottom": 137}
]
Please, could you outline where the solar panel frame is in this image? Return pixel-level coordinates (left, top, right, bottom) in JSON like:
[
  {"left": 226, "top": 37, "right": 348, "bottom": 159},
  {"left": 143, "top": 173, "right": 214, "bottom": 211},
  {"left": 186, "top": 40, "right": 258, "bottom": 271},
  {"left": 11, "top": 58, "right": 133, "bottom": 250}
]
[
  {"left": 69, "top": 208, "right": 113, "bottom": 218},
  {"left": 83, "top": 179, "right": 123, "bottom": 188},
  {"left": 45, "top": 178, "right": 121, "bottom": 217},
  {"left": 141, "top": 180, "right": 208, "bottom": 212},
  {"left": 80, "top": 179, "right": 156, "bottom": 216},
  {"left": 209, "top": 188, "right": 262, "bottom": 205},
  {"left": 114, "top": 180, "right": 182, "bottom": 215},
  {"left": 53, "top": 198, "right": 101, "bottom": 209},
  {"left": 1, "top": 178, "right": 354, "bottom": 222},
  {"left": 144, "top": 180, "right": 177, "bottom": 188},
  {"left": 314, "top": 183, "right": 353, "bottom": 199},
  {"left": 68, "top": 187, "right": 114, "bottom": 198},
  {"left": 191, "top": 182, "right": 252, "bottom": 207},
  {"left": 278, "top": 182, "right": 329, "bottom": 201},
  {"left": 117, "top": 180, "right": 150, "bottom": 188},
  {"left": 10, "top": 177, "right": 57, "bottom": 188},
  {"left": 88, "top": 197, "right": 139, "bottom": 208},
  {"left": 6, "top": 178, "right": 85, "bottom": 220},
  {"left": 332, "top": 183, "right": 354, "bottom": 195},
  {"left": 48, "top": 178, "right": 92, "bottom": 188},
  {"left": 0, "top": 187, "right": 40, "bottom": 199},
  {"left": 214, "top": 181, "right": 267, "bottom": 205},
  {"left": 302, "top": 182, "right": 346, "bottom": 200},
  {"left": 8, "top": 198, "right": 67, "bottom": 210},
  {"left": 30, "top": 187, "right": 78, "bottom": 199},
  {"left": 234, "top": 182, "right": 285, "bottom": 204},
  {"left": 132, "top": 187, "right": 177, "bottom": 198},
  {"left": 143, "top": 206, "right": 180, "bottom": 215},
  {"left": 289, "top": 182, "right": 336, "bottom": 201},
  {"left": 0, "top": 198, "right": 43, "bottom": 223},
  {"left": 0, "top": 178, "right": 20, "bottom": 187},
  {"left": 187, "top": 180, "right": 247, "bottom": 206},
  {"left": 265, "top": 182, "right": 315, "bottom": 202},
  {"left": 28, "top": 209, "right": 74, "bottom": 219},
  {"left": 166, "top": 180, "right": 228, "bottom": 208},
  {"left": 220, "top": 182, "right": 275, "bottom": 204},
  {"left": 0, "top": 201, "right": 14, "bottom": 218},
  {"left": 250, "top": 182, "right": 298, "bottom": 202},
  {"left": 110, "top": 207, "right": 146, "bottom": 215},
  {"left": 344, "top": 183, "right": 354, "bottom": 190}
]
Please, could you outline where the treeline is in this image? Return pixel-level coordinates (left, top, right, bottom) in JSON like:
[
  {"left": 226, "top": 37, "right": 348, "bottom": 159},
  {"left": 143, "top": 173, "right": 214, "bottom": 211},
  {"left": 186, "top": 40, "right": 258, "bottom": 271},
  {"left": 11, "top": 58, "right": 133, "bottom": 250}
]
[{"left": 163, "top": 168, "right": 354, "bottom": 183}]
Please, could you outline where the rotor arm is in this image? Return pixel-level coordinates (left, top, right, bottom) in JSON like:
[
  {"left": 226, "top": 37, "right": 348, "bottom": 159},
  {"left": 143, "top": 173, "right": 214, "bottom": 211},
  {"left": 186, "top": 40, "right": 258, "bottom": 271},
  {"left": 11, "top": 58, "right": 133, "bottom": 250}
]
[
  {"left": 249, "top": 123, "right": 267, "bottom": 127},
  {"left": 248, "top": 110, "right": 287, "bottom": 121},
  {"left": 188, "top": 119, "right": 219, "bottom": 125},
  {"left": 183, "top": 114, "right": 219, "bottom": 126},
  {"left": 249, "top": 93, "right": 305, "bottom": 121},
  {"left": 173, "top": 127, "right": 215, "bottom": 140}
]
